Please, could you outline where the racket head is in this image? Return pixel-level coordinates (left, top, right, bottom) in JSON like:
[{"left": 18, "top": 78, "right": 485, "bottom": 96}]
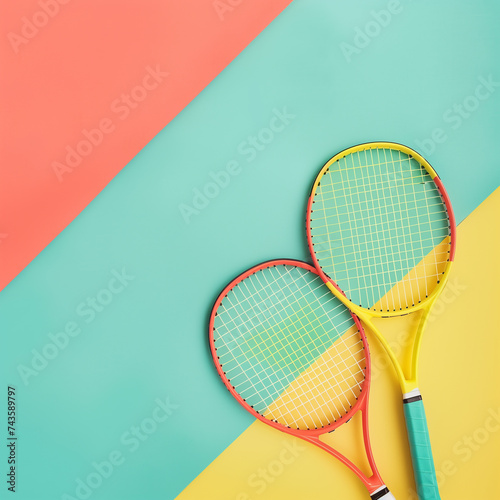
[
  {"left": 307, "top": 142, "right": 456, "bottom": 317},
  {"left": 209, "top": 259, "right": 370, "bottom": 438}
]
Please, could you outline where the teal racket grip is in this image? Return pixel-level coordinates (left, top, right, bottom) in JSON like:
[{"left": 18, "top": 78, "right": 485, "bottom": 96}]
[{"left": 403, "top": 389, "right": 441, "bottom": 500}]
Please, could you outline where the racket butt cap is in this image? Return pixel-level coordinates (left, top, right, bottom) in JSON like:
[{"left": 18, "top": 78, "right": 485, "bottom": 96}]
[{"left": 371, "top": 486, "right": 396, "bottom": 500}]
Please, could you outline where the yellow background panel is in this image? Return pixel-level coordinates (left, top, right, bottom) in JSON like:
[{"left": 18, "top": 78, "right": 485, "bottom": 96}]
[{"left": 177, "top": 188, "right": 500, "bottom": 500}]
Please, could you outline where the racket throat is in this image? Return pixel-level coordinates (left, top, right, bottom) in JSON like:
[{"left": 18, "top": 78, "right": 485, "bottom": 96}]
[
  {"left": 314, "top": 410, "right": 388, "bottom": 494},
  {"left": 367, "top": 311, "right": 429, "bottom": 391}
]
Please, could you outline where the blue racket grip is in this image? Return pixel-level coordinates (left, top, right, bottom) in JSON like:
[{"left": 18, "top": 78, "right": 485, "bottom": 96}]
[{"left": 403, "top": 390, "right": 441, "bottom": 500}]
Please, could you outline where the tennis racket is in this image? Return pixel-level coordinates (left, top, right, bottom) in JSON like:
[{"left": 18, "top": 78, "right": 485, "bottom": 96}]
[
  {"left": 209, "top": 259, "right": 396, "bottom": 499},
  {"left": 306, "top": 142, "right": 456, "bottom": 500}
]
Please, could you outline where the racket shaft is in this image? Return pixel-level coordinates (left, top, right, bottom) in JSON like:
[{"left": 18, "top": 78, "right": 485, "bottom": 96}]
[{"left": 403, "top": 391, "right": 440, "bottom": 499}]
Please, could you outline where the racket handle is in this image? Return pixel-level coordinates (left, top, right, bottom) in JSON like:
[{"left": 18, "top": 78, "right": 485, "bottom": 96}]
[
  {"left": 370, "top": 486, "right": 396, "bottom": 499},
  {"left": 403, "top": 389, "right": 441, "bottom": 500}
]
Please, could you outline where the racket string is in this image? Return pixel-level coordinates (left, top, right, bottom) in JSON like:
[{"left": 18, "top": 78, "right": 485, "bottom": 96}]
[
  {"left": 214, "top": 265, "right": 366, "bottom": 430},
  {"left": 252, "top": 268, "right": 348, "bottom": 428},
  {"left": 311, "top": 146, "right": 451, "bottom": 311},
  {"left": 219, "top": 268, "right": 348, "bottom": 424},
  {"left": 265, "top": 355, "right": 365, "bottom": 426},
  {"left": 218, "top": 268, "right": 331, "bottom": 427},
  {"left": 306, "top": 173, "right": 370, "bottom": 418}
]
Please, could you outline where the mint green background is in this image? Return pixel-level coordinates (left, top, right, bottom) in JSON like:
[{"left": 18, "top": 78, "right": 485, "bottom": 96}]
[{"left": 1, "top": 1, "right": 499, "bottom": 499}]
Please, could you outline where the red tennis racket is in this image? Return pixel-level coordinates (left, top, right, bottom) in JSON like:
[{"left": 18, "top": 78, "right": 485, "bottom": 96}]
[{"left": 209, "top": 259, "right": 395, "bottom": 499}]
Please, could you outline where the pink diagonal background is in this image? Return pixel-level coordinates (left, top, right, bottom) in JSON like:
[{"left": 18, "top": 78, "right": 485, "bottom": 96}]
[{"left": 0, "top": 0, "right": 291, "bottom": 290}]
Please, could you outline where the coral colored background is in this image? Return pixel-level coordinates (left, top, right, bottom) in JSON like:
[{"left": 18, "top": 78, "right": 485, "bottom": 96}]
[{"left": 0, "top": 0, "right": 292, "bottom": 291}]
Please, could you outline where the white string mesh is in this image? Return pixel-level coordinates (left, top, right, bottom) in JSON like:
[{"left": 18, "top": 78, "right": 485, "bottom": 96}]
[
  {"left": 310, "top": 146, "right": 452, "bottom": 311},
  {"left": 213, "top": 264, "right": 366, "bottom": 430}
]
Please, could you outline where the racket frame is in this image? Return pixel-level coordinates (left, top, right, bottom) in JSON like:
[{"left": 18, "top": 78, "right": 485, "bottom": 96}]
[
  {"left": 209, "top": 259, "right": 388, "bottom": 494},
  {"left": 306, "top": 141, "right": 457, "bottom": 395}
]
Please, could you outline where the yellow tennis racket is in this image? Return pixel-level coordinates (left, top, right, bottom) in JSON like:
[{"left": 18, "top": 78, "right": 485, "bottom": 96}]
[{"left": 306, "top": 142, "right": 456, "bottom": 500}]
